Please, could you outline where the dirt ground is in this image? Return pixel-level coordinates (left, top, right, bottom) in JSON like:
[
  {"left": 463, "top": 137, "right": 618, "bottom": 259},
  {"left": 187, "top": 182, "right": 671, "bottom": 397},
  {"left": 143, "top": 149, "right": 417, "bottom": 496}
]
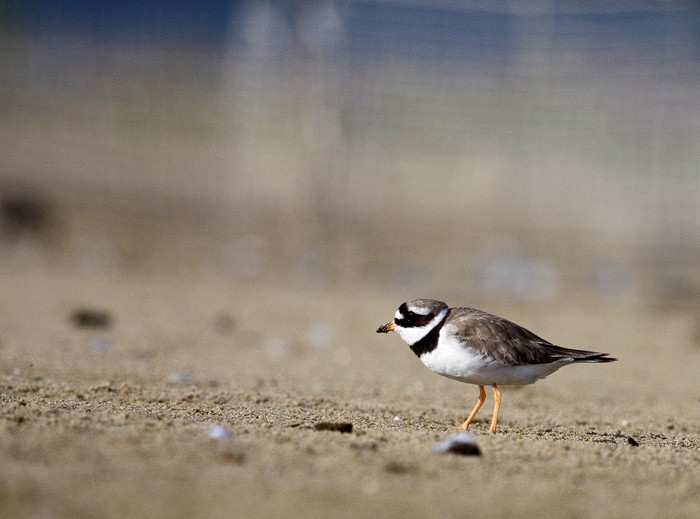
[{"left": 1, "top": 270, "right": 699, "bottom": 519}]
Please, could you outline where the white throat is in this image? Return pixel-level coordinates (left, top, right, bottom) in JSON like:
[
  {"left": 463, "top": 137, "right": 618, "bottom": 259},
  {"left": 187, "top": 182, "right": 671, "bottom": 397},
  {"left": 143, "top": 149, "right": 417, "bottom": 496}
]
[{"left": 394, "top": 308, "right": 448, "bottom": 346}]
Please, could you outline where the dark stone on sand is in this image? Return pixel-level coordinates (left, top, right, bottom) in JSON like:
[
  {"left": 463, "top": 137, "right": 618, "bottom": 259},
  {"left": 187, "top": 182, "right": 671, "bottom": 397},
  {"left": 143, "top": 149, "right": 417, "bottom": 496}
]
[
  {"left": 0, "top": 193, "right": 52, "bottom": 234},
  {"left": 71, "top": 309, "right": 112, "bottom": 329},
  {"left": 627, "top": 436, "right": 640, "bottom": 447},
  {"left": 219, "top": 451, "right": 246, "bottom": 464},
  {"left": 384, "top": 461, "right": 413, "bottom": 474},
  {"left": 313, "top": 422, "right": 353, "bottom": 433},
  {"left": 433, "top": 432, "right": 482, "bottom": 456},
  {"left": 212, "top": 314, "right": 236, "bottom": 335}
]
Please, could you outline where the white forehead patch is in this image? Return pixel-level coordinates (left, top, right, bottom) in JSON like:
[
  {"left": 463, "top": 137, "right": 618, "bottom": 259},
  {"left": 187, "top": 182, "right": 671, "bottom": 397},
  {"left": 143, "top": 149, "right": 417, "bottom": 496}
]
[{"left": 395, "top": 310, "right": 404, "bottom": 320}]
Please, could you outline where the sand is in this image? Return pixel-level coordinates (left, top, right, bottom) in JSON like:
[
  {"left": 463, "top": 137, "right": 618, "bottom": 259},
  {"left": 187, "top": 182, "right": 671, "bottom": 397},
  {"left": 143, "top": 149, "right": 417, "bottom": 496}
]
[{"left": 1, "top": 271, "right": 699, "bottom": 519}]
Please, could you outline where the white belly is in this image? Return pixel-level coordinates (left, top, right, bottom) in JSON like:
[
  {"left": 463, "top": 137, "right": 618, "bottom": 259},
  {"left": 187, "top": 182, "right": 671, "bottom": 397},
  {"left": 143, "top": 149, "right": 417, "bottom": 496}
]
[{"left": 419, "top": 331, "right": 572, "bottom": 386}]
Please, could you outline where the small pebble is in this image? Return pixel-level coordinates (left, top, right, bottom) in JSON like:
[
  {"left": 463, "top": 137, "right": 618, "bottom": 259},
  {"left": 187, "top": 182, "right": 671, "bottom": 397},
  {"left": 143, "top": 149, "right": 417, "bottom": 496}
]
[
  {"left": 384, "top": 461, "right": 412, "bottom": 474},
  {"left": 0, "top": 194, "right": 50, "bottom": 232},
  {"left": 219, "top": 451, "right": 245, "bottom": 464},
  {"left": 212, "top": 314, "right": 236, "bottom": 335},
  {"left": 313, "top": 422, "right": 353, "bottom": 433},
  {"left": 627, "top": 436, "right": 640, "bottom": 447},
  {"left": 433, "top": 432, "right": 481, "bottom": 456},
  {"left": 350, "top": 441, "right": 378, "bottom": 452},
  {"left": 71, "top": 309, "right": 112, "bottom": 329}
]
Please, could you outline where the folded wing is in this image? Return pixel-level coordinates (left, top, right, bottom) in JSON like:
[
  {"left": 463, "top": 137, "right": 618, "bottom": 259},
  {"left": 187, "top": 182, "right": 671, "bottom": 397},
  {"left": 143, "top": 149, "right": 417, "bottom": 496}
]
[{"left": 447, "top": 308, "right": 616, "bottom": 367}]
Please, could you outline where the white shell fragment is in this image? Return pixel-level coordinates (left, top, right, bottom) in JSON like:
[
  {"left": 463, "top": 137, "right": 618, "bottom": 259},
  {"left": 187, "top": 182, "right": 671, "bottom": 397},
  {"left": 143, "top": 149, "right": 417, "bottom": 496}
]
[
  {"left": 209, "top": 425, "right": 233, "bottom": 439},
  {"left": 168, "top": 372, "right": 194, "bottom": 384}
]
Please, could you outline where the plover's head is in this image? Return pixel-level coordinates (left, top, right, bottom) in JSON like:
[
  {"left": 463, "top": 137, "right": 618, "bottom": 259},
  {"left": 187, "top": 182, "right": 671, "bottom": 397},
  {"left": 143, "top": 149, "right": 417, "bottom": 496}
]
[{"left": 376, "top": 299, "right": 449, "bottom": 346}]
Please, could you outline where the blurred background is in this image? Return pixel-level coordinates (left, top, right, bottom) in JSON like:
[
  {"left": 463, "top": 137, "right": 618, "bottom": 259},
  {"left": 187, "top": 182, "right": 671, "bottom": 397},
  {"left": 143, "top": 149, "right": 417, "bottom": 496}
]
[{"left": 1, "top": 0, "right": 699, "bottom": 310}]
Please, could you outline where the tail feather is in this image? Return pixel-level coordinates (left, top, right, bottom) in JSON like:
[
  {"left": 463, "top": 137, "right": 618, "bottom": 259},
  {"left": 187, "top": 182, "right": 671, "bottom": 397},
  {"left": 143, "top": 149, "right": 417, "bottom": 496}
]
[{"left": 571, "top": 353, "right": 616, "bottom": 363}]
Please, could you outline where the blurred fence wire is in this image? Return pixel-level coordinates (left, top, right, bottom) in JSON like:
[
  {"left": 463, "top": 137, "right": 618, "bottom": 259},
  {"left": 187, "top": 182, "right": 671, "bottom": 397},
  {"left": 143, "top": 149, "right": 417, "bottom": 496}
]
[{"left": 1, "top": 1, "right": 699, "bottom": 304}]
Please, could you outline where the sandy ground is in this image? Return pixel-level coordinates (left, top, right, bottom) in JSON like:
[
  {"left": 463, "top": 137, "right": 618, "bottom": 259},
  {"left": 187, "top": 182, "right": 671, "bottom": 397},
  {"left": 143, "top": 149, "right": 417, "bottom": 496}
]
[{"left": 1, "top": 270, "right": 699, "bottom": 519}]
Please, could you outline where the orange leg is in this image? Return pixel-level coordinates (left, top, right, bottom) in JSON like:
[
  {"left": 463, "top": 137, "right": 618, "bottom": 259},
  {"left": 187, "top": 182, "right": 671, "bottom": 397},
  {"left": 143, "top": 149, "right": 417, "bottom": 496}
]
[
  {"left": 489, "top": 384, "right": 502, "bottom": 433},
  {"left": 457, "top": 385, "right": 486, "bottom": 430}
]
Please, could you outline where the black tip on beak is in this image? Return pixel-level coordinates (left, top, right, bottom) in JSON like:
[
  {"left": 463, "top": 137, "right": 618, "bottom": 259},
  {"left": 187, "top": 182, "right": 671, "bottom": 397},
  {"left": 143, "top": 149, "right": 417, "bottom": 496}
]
[{"left": 376, "top": 321, "right": 396, "bottom": 334}]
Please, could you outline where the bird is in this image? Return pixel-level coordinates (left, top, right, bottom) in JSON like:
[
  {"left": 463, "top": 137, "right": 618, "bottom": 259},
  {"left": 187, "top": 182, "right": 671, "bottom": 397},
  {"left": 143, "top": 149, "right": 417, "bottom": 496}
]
[{"left": 376, "top": 299, "right": 616, "bottom": 433}]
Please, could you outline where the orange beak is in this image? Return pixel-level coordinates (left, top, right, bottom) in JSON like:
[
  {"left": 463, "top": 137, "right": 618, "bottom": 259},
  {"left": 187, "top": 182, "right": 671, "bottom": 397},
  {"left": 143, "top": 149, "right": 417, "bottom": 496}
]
[{"left": 376, "top": 320, "right": 397, "bottom": 333}]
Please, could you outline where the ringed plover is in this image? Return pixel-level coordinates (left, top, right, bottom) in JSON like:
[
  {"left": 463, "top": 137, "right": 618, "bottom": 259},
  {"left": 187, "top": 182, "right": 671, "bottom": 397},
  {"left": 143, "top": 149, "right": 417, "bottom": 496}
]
[{"left": 376, "top": 299, "right": 616, "bottom": 433}]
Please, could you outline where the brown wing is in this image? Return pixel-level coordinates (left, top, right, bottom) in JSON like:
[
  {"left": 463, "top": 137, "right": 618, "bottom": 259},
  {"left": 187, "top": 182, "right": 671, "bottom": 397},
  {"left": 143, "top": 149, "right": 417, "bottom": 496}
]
[{"left": 446, "top": 308, "right": 614, "bottom": 366}]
